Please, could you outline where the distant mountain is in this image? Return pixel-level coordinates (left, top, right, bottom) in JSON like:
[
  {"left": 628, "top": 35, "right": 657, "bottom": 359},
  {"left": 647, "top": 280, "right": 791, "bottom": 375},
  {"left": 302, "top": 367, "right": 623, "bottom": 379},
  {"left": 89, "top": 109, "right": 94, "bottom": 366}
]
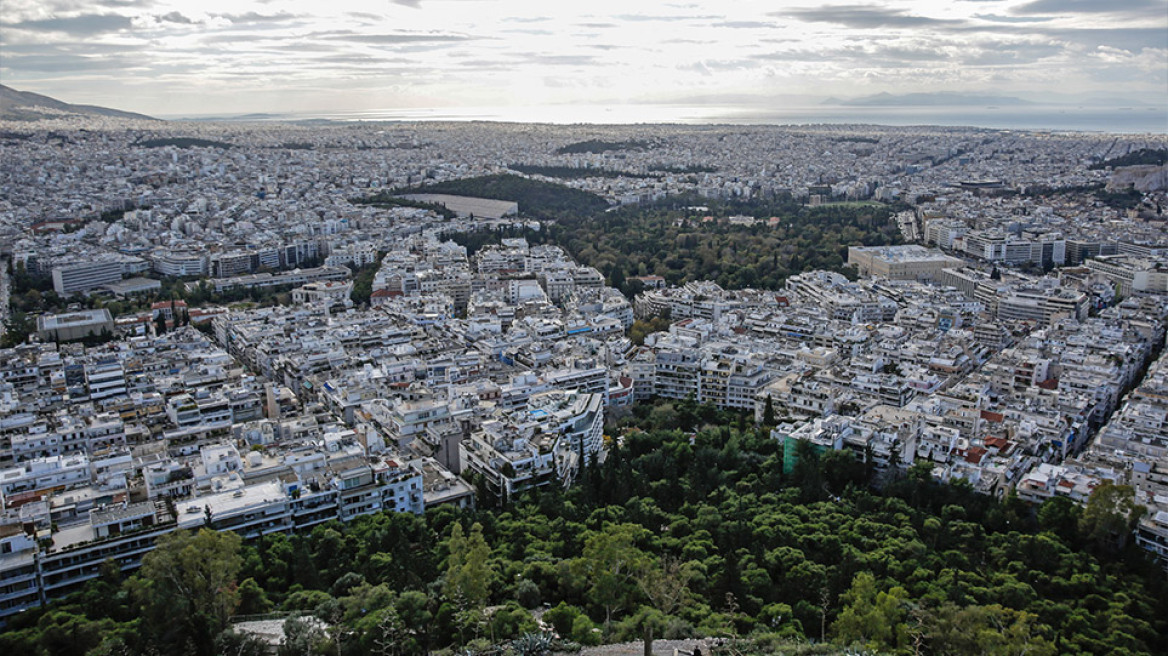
[
  {"left": 0, "top": 84, "right": 157, "bottom": 121},
  {"left": 827, "top": 92, "right": 1033, "bottom": 107}
]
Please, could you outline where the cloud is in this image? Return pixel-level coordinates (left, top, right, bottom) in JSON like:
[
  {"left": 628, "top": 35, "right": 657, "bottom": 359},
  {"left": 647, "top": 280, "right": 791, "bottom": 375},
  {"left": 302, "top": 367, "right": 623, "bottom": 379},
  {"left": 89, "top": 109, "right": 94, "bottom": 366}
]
[
  {"left": 214, "top": 12, "right": 300, "bottom": 25},
  {"left": 4, "top": 13, "right": 133, "bottom": 36},
  {"left": 14, "top": 0, "right": 153, "bottom": 11},
  {"left": 511, "top": 53, "right": 598, "bottom": 66},
  {"left": 157, "top": 11, "right": 193, "bottom": 24},
  {"left": 714, "top": 21, "right": 777, "bottom": 29},
  {"left": 323, "top": 31, "right": 473, "bottom": 44},
  {"left": 390, "top": 0, "right": 422, "bottom": 7},
  {"left": 677, "top": 59, "right": 754, "bottom": 75},
  {"left": 749, "top": 37, "right": 1066, "bottom": 70},
  {"left": 1013, "top": 0, "right": 1166, "bottom": 16},
  {"left": 0, "top": 52, "right": 140, "bottom": 72},
  {"left": 1, "top": 41, "right": 134, "bottom": 55},
  {"left": 1022, "top": 27, "right": 1168, "bottom": 50},
  {"left": 777, "top": 5, "right": 963, "bottom": 29},
  {"left": 973, "top": 14, "right": 1053, "bottom": 23},
  {"left": 613, "top": 13, "right": 720, "bottom": 22}
]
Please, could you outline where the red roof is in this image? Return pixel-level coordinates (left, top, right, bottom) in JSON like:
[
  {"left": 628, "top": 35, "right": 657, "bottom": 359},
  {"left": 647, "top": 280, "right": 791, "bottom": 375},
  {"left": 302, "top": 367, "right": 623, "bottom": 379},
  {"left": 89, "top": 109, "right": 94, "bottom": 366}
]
[{"left": 984, "top": 436, "right": 1010, "bottom": 451}]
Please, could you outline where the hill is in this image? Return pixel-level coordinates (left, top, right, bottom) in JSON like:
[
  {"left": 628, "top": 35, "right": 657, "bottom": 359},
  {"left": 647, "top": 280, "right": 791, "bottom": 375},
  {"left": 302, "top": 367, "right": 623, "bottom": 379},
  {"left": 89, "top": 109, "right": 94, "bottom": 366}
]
[
  {"left": 5, "top": 410, "right": 1165, "bottom": 655},
  {"left": 0, "top": 84, "right": 157, "bottom": 121},
  {"left": 1089, "top": 148, "right": 1168, "bottom": 170}
]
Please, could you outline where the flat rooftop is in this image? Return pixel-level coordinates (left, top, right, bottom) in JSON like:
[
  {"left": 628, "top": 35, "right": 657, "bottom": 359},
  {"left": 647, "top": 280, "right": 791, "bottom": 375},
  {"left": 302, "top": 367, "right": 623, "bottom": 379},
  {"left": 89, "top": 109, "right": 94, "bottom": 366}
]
[
  {"left": 37, "top": 309, "right": 113, "bottom": 329},
  {"left": 850, "top": 245, "right": 961, "bottom": 263}
]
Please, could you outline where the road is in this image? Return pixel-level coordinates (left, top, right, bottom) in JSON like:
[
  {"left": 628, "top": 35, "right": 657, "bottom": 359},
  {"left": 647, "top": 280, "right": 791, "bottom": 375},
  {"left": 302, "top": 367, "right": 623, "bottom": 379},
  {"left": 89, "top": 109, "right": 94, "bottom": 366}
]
[{"left": 0, "top": 257, "right": 9, "bottom": 338}]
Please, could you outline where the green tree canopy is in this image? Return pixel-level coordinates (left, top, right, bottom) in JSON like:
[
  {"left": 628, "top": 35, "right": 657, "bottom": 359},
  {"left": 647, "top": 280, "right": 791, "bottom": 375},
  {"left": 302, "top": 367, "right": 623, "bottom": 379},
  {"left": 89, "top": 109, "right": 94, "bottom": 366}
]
[
  {"left": 444, "top": 522, "right": 493, "bottom": 610},
  {"left": 131, "top": 528, "right": 243, "bottom": 656}
]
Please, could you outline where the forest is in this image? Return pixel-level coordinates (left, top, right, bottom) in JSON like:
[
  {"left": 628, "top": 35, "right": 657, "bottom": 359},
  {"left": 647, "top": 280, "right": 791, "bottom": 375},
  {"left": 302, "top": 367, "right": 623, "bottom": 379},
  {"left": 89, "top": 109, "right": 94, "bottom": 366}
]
[
  {"left": 135, "top": 137, "right": 234, "bottom": 149},
  {"left": 1088, "top": 148, "right": 1167, "bottom": 170},
  {"left": 451, "top": 196, "right": 904, "bottom": 293},
  {"left": 3, "top": 400, "right": 1164, "bottom": 656},
  {"left": 554, "top": 140, "right": 655, "bottom": 155},
  {"left": 507, "top": 164, "right": 660, "bottom": 180}
]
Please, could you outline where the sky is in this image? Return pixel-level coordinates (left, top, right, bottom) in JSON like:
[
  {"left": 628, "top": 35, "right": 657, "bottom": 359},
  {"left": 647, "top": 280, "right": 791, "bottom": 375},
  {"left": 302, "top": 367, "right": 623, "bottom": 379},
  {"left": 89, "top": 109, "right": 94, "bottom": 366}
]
[{"left": 1, "top": 0, "right": 1165, "bottom": 119}]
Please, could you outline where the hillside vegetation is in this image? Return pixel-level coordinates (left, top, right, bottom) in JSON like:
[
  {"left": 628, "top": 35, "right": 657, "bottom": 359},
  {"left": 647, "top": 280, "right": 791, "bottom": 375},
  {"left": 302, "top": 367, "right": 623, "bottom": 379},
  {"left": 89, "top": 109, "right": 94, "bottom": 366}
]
[
  {"left": 4, "top": 402, "right": 1164, "bottom": 656},
  {"left": 1089, "top": 148, "right": 1168, "bottom": 170}
]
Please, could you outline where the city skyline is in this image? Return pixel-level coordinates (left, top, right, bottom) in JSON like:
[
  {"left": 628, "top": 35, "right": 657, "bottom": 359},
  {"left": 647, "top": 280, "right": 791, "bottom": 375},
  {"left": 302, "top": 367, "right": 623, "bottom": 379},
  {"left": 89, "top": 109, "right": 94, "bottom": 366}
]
[{"left": 1, "top": 0, "right": 1166, "bottom": 122}]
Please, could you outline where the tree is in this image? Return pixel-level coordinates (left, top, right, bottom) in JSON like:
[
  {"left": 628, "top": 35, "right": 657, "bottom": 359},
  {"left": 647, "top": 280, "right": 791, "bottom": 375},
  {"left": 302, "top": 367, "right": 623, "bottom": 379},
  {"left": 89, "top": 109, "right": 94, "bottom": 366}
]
[
  {"left": 575, "top": 523, "right": 648, "bottom": 631},
  {"left": 634, "top": 556, "right": 690, "bottom": 654},
  {"left": 832, "top": 571, "right": 909, "bottom": 651},
  {"left": 636, "top": 555, "right": 688, "bottom": 617},
  {"left": 131, "top": 528, "right": 244, "bottom": 656},
  {"left": 444, "top": 522, "right": 493, "bottom": 610},
  {"left": 215, "top": 629, "right": 270, "bottom": 656},
  {"left": 925, "top": 603, "right": 1056, "bottom": 656},
  {"left": 154, "top": 312, "right": 167, "bottom": 335},
  {"left": 236, "top": 577, "right": 273, "bottom": 615},
  {"left": 1079, "top": 482, "right": 1145, "bottom": 555},
  {"left": 279, "top": 617, "right": 328, "bottom": 656},
  {"left": 763, "top": 395, "right": 776, "bottom": 426},
  {"left": 1037, "top": 495, "right": 1083, "bottom": 543}
]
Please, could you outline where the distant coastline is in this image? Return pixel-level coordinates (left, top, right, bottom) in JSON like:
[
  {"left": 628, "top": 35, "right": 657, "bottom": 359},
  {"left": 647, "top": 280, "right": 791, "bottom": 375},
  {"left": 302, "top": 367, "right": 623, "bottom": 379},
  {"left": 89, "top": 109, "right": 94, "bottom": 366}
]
[{"left": 164, "top": 103, "right": 1168, "bottom": 134}]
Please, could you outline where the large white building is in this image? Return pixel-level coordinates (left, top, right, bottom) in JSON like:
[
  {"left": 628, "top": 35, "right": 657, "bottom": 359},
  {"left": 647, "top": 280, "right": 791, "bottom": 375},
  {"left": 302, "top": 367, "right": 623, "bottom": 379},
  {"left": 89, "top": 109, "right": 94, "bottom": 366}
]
[
  {"left": 1086, "top": 255, "right": 1168, "bottom": 296},
  {"left": 36, "top": 309, "right": 115, "bottom": 342},
  {"left": 847, "top": 245, "right": 964, "bottom": 282},
  {"left": 51, "top": 261, "right": 123, "bottom": 295},
  {"left": 152, "top": 251, "right": 209, "bottom": 278}
]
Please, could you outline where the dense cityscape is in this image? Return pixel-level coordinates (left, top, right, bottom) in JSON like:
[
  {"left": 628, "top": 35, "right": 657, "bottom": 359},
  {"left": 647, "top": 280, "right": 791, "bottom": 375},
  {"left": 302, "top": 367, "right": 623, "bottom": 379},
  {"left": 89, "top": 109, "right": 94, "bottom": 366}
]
[{"left": 1, "top": 111, "right": 1168, "bottom": 655}]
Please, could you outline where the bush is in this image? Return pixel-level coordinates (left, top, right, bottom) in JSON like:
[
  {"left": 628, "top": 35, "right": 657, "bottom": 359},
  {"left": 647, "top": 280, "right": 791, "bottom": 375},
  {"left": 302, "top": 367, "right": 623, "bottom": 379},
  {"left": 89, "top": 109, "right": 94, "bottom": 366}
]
[
  {"left": 281, "top": 589, "right": 332, "bottom": 611},
  {"left": 570, "top": 615, "right": 601, "bottom": 646},
  {"left": 489, "top": 602, "right": 538, "bottom": 641},
  {"left": 515, "top": 578, "right": 542, "bottom": 609},
  {"left": 330, "top": 572, "right": 366, "bottom": 597},
  {"left": 664, "top": 617, "right": 696, "bottom": 639},
  {"left": 544, "top": 602, "right": 583, "bottom": 637}
]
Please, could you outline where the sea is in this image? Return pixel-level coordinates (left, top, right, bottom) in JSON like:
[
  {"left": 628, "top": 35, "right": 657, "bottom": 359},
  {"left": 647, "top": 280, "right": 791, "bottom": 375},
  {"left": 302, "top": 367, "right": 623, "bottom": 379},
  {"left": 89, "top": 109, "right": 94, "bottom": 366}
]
[{"left": 194, "top": 103, "right": 1168, "bottom": 134}]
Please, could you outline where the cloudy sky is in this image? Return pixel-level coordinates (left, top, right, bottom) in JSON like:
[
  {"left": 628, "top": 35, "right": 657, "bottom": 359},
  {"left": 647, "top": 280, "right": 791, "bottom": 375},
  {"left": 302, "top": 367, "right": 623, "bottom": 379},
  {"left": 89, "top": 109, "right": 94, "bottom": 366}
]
[{"left": 1, "top": 0, "right": 1165, "bottom": 118}]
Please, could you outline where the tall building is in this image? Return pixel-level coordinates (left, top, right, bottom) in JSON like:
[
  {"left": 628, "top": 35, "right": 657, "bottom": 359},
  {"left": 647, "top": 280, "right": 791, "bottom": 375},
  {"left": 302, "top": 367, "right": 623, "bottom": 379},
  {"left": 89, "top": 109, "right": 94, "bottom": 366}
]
[{"left": 51, "top": 261, "right": 124, "bottom": 295}]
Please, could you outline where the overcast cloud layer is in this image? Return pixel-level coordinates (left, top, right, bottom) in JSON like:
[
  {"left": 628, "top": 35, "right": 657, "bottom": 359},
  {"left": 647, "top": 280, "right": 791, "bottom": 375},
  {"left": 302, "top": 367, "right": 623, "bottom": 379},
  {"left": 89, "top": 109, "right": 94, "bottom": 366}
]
[{"left": 1, "top": 0, "right": 1165, "bottom": 119}]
